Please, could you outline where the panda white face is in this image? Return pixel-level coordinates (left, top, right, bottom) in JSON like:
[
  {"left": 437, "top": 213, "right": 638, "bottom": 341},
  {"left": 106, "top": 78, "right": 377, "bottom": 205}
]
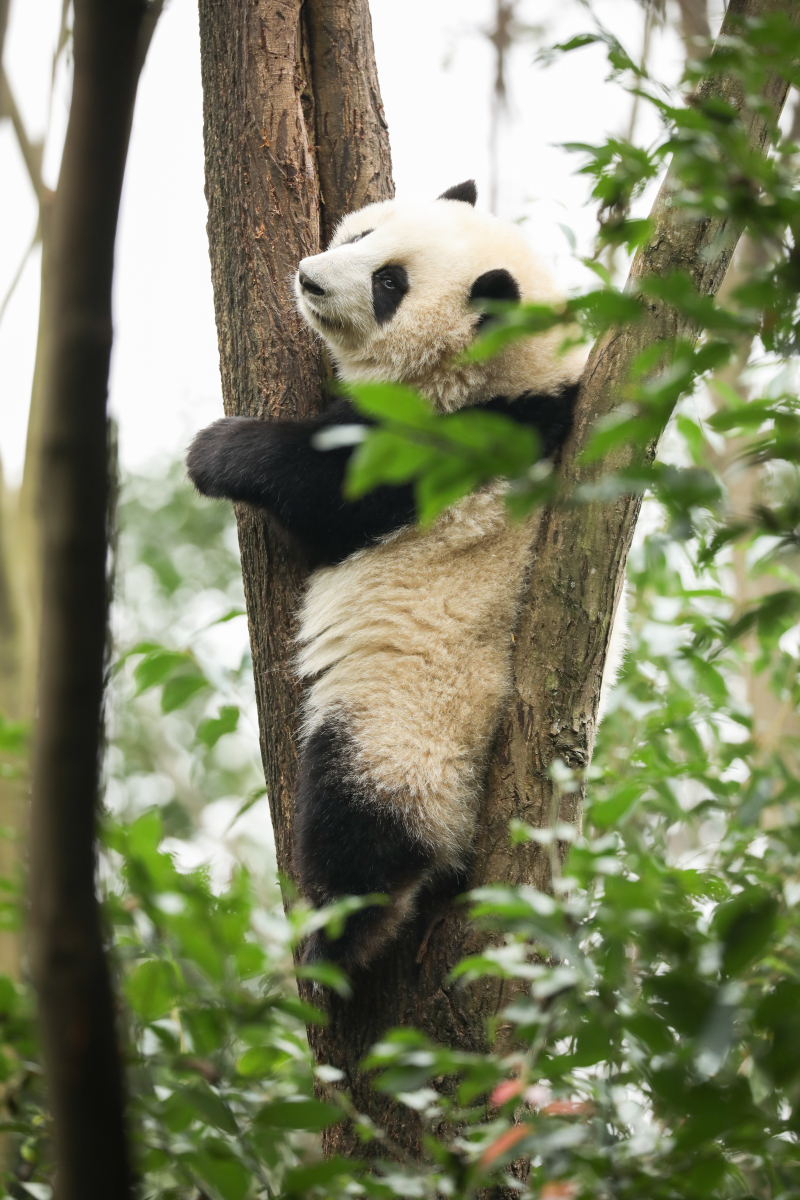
[{"left": 294, "top": 188, "right": 575, "bottom": 411}]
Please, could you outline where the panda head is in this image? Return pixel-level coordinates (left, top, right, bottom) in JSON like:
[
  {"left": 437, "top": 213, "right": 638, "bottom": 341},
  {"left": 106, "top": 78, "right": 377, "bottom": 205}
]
[{"left": 295, "top": 181, "right": 583, "bottom": 412}]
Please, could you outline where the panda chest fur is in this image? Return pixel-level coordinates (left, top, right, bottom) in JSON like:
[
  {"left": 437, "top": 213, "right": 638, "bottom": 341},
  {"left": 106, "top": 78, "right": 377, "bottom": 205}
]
[{"left": 296, "top": 485, "right": 540, "bottom": 860}]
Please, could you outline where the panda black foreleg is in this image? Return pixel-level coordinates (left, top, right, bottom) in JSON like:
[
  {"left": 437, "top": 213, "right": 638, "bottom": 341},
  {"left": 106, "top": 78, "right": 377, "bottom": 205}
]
[
  {"left": 186, "top": 412, "right": 350, "bottom": 509},
  {"left": 482, "top": 382, "right": 580, "bottom": 461},
  {"left": 186, "top": 406, "right": 416, "bottom": 568},
  {"left": 294, "top": 722, "right": 434, "bottom": 972}
]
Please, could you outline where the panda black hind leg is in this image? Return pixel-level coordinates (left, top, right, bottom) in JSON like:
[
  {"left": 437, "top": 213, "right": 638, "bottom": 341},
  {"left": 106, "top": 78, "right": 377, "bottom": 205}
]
[{"left": 295, "top": 721, "right": 435, "bottom": 972}]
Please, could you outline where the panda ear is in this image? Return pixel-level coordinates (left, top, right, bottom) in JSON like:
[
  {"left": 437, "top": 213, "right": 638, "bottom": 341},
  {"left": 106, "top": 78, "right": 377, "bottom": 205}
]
[
  {"left": 438, "top": 180, "right": 477, "bottom": 206},
  {"left": 469, "top": 269, "right": 521, "bottom": 330},
  {"left": 469, "top": 269, "right": 521, "bottom": 305}
]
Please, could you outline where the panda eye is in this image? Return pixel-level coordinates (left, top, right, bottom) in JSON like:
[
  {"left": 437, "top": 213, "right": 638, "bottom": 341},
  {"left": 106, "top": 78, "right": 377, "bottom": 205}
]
[
  {"left": 371, "top": 265, "right": 409, "bottom": 323},
  {"left": 346, "top": 228, "right": 374, "bottom": 245}
]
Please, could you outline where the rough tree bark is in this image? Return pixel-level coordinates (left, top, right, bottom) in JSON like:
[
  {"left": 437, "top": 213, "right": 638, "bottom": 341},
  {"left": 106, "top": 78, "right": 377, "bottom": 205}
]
[
  {"left": 198, "top": 0, "right": 797, "bottom": 1162},
  {"left": 197, "top": 0, "right": 394, "bottom": 892},
  {"left": 27, "top": 1, "right": 150, "bottom": 1196}
]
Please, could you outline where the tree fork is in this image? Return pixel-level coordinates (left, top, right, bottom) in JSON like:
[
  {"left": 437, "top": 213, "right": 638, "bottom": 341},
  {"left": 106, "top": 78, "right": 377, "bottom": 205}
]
[
  {"left": 27, "top": 1, "right": 151, "bottom": 1196},
  {"left": 197, "top": 0, "right": 798, "bottom": 1163}
]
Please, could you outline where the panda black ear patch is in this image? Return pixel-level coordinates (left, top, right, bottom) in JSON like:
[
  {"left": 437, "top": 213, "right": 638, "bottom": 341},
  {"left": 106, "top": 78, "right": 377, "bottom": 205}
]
[
  {"left": 438, "top": 180, "right": 477, "bottom": 206},
  {"left": 470, "top": 269, "right": 521, "bottom": 305},
  {"left": 469, "top": 269, "right": 521, "bottom": 330}
]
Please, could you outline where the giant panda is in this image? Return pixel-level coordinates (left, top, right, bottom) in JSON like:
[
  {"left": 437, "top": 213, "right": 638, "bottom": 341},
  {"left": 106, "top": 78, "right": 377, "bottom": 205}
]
[{"left": 187, "top": 180, "right": 592, "bottom": 972}]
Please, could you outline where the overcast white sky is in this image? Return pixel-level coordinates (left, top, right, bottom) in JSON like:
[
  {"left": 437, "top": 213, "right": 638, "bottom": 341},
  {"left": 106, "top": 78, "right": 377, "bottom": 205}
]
[{"left": 0, "top": 0, "right": 718, "bottom": 487}]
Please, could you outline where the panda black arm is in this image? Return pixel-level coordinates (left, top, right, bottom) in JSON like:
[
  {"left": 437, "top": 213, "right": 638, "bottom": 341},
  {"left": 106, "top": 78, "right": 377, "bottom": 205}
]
[
  {"left": 186, "top": 383, "right": 577, "bottom": 567},
  {"left": 483, "top": 381, "right": 580, "bottom": 460},
  {"left": 186, "top": 400, "right": 416, "bottom": 569}
]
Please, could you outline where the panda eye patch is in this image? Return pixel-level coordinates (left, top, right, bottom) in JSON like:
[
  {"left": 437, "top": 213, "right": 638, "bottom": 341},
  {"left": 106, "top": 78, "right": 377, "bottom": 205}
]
[{"left": 372, "top": 265, "right": 409, "bottom": 324}]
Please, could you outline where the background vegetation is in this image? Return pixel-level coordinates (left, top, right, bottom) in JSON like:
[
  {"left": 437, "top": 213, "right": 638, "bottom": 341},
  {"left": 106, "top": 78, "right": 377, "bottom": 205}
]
[{"left": 3, "top": 1, "right": 800, "bottom": 1198}]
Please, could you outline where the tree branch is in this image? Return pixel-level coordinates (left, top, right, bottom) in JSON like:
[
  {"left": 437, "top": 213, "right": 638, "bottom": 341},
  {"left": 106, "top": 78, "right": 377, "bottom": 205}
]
[
  {"left": 0, "top": 0, "right": 10, "bottom": 60},
  {"left": 27, "top": 0, "right": 148, "bottom": 1196},
  {"left": 0, "top": 221, "right": 39, "bottom": 328},
  {"left": 0, "top": 65, "right": 45, "bottom": 203}
]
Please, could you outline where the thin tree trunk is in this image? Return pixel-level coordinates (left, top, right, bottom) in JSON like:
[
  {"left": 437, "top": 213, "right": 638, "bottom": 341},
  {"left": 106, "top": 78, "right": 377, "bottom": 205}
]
[
  {"left": 198, "top": 0, "right": 798, "bottom": 1163},
  {"left": 0, "top": 0, "right": 50, "bottom": 983},
  {"left": 676, "top": 0, "right": 712, "bottom": 55},
  {"left": 27, "top": 0, "right": 147, "bottom": 1195}
]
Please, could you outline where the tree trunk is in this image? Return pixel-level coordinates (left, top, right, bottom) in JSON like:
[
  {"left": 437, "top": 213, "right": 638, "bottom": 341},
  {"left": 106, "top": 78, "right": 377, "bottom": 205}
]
[
  {"left": 27, "top": 0, "right": 149, "bottom": 1195},
  {"left": 197, "top": 0, "right": 393, "bottom": 900},
  {"left": 198, "top": 0, "right": 797, "bottom": 1162}
]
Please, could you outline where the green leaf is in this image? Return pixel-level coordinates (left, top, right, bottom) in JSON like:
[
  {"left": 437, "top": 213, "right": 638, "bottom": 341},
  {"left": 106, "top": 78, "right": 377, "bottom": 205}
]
[
  {"left": 133, "top": 649, "right": 193, "bottom": 694},
  {"left": 161, "top": 670, "right": 210, "bottom": 713},
  {"left": 224, "top": 787, "right": 268, "bottom": 833},
  {"left": 255, "top": 1098, "right": 342, "bottom": 1131},
  {"left": 644, "top": 972, "right": 715, "bottom": 1036},
  {"left": 0, "top": 975, "right": 19, "bottom": 1017},
  {"left": 347, "top": 428, "right": 436, "bottom": 498},
  {"left": 127, "top": 808, "right": 163, "bottom": 857},
  {"left": 713, "top": 889, "right": 778, "bottom": 978},
  {"left": 295, "top": 960, "right": 353, "bottom": 998},
  {"left": 234, "top": 941, "right": 266, "bottom": 979},
  {"left": 588, "top": 781, "right": 641, "bottom": 827},
  {"left": 131, "top": 647, "right": 210, "bottom": 712},
  {"left": 184, "top": 1007, "right": 226, "bottom": 1055},
  {"left": 171, "top": 917, "right": 225, "bottom": 981},
  {"left": 189, "top": 1143, "right": 250, "bottom": 1200},
  {"left": 346, "top": 381, "right": 434, "bottom": 424},
  {"left": 640, "top": 272, "right": 751, "bottom": 333},
  {"left": 272, "top": 996, "right": 328, "bottom": 1026},
  {"left": 182, "top": 1085, "right": 238, "bottom": 1135},
  {"left": 284, "top": 1156, "right": 360, "bottom": 1196},
  {"left": 236, "top": 1045, "right": 290, "bottom": 1078},
  {"left": 125, "top": 959, "right": 180, "bottom": 1021},
  {"left": 575, "top": 288, "right": 643, "bottom": 330},
  {"left": 197, "top": 705, "right": 240, "bottom": 748},
  {"left": 160, "top": 1091, "right": 196, "bottom": 1133},
  {"left": 0, "top": 716, "right": 28, "bottom": 757}
]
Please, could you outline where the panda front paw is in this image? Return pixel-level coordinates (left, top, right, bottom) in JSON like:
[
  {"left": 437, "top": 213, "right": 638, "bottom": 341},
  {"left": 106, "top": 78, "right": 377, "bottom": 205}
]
[{"left": 186, "top": 417, "right": 254, "bottom": 501}]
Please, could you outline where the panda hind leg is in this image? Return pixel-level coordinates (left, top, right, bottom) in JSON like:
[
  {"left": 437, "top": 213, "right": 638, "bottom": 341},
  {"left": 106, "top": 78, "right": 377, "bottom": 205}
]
[
  {"left": 301, "top": 879, "right": 428, "bottom": 972},
  {"left": 294, "top": 722, "right": 435, "bottom": 973}
]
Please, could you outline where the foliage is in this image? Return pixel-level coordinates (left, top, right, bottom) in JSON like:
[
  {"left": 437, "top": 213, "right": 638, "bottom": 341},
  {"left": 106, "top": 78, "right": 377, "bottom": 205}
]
[
  {"left": 6, "top": 6, "right": 800, "bottom": 1200},
  {"left": 355, "top": 533, "right": 800, "bottom": 1200},
  {"left": 108, "top": 461, "right": 264, "bottom": 848},
  {"left": 341, "top": 11, "right": 800, "bottom": 530},
  {"left": 107, "top": 809, "right": 340, "bottom": 1200}
]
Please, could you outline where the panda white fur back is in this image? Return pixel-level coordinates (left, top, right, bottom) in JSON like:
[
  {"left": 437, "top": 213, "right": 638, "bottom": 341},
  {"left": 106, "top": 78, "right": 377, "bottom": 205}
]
[{"left": 187, "top": 180, "right": 592, "bottom": 972}]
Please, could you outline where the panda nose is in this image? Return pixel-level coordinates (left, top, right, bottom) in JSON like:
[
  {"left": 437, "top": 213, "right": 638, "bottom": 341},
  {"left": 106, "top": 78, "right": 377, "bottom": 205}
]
[{"left": 299, "top": 270, "right": 325, "bottom": 297}]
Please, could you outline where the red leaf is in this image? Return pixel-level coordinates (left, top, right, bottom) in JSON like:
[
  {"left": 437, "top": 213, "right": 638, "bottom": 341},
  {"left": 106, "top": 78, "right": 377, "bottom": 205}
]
[
  {"left": 541, "top": 1101, "right": 594, "bottom": 1117},
  {"left": 490, "top": 1079, "right": 525, "bottom": 1107},
  {"left": 479, "top": 1123, "right": 535, "bottom": 1168},
  {"left": 541, "top": 1182, "right": 579, "bottom": 1199}
]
